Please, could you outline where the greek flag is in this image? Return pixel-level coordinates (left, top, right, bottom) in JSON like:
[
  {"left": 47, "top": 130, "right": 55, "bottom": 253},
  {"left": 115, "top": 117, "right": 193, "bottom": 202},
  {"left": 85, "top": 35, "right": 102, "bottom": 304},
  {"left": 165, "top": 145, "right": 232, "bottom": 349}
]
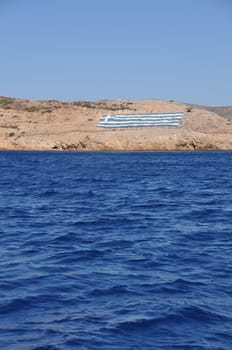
[{"left": 98, "top": 112, "right": 183, "bottom": 128}]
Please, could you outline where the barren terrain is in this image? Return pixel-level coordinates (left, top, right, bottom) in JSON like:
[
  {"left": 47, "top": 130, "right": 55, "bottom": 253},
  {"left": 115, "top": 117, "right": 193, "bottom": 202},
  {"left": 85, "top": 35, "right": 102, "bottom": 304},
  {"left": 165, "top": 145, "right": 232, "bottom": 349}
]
[{"left": 0, "top": 97, "right": 232, "bottom": 151}]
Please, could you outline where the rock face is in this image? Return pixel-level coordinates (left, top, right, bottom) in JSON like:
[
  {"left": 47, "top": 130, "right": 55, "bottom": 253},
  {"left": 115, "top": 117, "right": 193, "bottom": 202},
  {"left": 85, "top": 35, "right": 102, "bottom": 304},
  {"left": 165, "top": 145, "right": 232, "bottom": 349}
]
[{"left": 0, "top": 97, "right": 232, "bottom": 151}]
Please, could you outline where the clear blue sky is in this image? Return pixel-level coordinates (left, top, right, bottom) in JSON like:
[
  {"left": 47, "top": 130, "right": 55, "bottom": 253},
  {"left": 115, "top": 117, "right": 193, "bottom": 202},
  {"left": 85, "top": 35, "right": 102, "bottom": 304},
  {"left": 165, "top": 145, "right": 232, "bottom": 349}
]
[{"left": 0, "top": 0, "right": 231, "bottom": 105}]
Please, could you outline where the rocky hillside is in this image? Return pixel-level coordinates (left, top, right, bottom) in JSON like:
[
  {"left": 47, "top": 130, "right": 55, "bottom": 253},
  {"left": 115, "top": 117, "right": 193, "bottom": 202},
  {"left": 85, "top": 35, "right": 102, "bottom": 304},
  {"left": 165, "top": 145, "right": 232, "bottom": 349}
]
[
  {"left": 0, "top": 96, "right": 232, "bottom": 151},
  {"left": 196, "top": 106, "right": 232, "bottom": 121}
]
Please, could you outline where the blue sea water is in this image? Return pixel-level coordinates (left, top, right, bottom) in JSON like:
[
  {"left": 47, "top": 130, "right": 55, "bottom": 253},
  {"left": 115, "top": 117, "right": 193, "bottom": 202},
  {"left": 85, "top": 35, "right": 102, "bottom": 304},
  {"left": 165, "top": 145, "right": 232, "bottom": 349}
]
[{"left": 0, "top": 151, "right": 231, "bottom": 350}]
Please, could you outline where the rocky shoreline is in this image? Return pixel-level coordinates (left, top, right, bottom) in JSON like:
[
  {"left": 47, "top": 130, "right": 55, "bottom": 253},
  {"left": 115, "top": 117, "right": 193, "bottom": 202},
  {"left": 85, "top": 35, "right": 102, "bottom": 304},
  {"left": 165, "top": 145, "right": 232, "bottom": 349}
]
[{"left": 0, "top": 97, "right": 232, "bottom": 151}]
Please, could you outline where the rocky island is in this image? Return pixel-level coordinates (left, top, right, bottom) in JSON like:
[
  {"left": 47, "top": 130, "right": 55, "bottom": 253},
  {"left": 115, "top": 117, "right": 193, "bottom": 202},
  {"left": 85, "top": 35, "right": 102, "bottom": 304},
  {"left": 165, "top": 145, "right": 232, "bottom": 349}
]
[{"left": 0, "top": 96, "right": 232, "bottom": 151}]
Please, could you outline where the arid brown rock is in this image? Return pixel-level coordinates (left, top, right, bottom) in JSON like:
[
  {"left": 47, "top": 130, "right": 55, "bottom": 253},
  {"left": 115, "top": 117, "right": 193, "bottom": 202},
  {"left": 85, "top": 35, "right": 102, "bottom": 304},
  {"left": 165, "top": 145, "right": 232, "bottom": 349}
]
[{"left": 0, "top": 97, "right": 232, "bottom": 151}]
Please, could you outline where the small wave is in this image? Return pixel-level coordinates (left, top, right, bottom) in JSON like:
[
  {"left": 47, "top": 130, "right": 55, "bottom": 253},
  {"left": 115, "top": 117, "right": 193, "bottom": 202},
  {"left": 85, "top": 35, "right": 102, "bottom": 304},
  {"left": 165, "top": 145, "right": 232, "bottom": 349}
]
[
  {"left": 170, "top": 277, "right": 207, "bottom": 288},
  {"left": 2, "top": 207, "right": 32, "bottom": 218},
  {"left": 0, "top": 297, "right": 34, "bottom": 314},
  {"left": 51, "top": 232, "right": 77, "bottom": 244},
  {"left": 179, "top": 208, "right": 220, "bottom": 221},
  {"left": 49, "top": 248, "right": 105, "bottom": 264},
  {"left": 142, "top": 278, "right": 208, "bottom": 295},
  {"left": 179, "top": 305, "right": 231, "bottom": 323},
  {"left": 116, "top": 304, "right": 231, "bottom": 334},
  {"left": 71, "top": 216, "right": 139, "bottom": 228},
  {"left": 95, "top": 239, "right": 134, "bottom": 250},
  {"left": 38, "top": 189, "right": 60, "bottom": 197},
  {"left": 31, "top": 345, "right": 61, "bottom": 350},
  {"left": 116, "top": 315, "right": 169, "bottom": 332},
  {"left": 89, "top": 285, "right": 130, "bottom": 297}
]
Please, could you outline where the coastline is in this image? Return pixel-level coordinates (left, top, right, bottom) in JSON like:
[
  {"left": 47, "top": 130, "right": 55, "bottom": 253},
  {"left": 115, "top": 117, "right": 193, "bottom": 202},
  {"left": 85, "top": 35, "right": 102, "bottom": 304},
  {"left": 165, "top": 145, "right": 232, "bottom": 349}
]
[{"left": 1, "top": 97, "right": 232, "bottom": 151}]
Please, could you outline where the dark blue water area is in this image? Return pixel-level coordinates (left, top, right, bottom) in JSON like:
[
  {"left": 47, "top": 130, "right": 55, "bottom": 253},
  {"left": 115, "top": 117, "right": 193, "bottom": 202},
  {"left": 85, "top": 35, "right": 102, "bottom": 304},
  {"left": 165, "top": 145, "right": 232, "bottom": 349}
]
[{"left": 0, "top": 151, "right": 232, "bottom": 350}]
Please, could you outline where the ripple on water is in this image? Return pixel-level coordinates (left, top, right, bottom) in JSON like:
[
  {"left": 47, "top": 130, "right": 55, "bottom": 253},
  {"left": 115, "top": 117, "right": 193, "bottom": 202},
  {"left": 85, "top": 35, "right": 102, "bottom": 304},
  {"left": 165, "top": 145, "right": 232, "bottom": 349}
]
[{"left": 0, "top": 151, "right": 232, "bottom": 349}]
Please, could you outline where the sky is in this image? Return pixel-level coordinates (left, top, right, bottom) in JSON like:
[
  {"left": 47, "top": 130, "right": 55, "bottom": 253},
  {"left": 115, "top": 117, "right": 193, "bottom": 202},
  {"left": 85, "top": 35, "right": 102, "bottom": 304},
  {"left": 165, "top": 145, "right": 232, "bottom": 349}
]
[{"left": 0, "top": 0, "right": 231, "bottom": 105}]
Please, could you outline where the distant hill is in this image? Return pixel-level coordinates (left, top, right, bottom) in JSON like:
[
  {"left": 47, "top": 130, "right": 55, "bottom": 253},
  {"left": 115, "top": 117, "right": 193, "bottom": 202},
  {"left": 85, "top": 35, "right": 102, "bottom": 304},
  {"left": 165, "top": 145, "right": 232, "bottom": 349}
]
[
  {"left": 191, "top": 105, "right": 232, "bottom": 120},
  {"left": 205, "top": 107, "right": 232, "bottom": 120}
]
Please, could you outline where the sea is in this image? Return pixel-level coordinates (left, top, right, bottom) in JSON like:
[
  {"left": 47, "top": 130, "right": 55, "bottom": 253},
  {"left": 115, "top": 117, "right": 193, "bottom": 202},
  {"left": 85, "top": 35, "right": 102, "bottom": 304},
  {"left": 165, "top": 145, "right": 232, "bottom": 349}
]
[{"left": 0, "top": 151, "right": 231, "bottom": 350}]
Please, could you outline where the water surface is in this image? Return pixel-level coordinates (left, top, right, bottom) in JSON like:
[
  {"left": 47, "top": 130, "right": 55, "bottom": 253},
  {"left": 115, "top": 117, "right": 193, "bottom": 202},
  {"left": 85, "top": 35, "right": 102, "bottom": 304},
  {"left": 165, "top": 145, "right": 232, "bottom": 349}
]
[{"left": 0, "top": 151, "right": 231, "bottom": 349}]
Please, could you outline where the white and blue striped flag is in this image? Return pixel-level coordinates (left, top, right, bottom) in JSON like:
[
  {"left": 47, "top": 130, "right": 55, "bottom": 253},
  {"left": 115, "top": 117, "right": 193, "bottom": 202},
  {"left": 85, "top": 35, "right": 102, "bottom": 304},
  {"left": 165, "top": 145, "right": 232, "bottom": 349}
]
[{"left": 98, "top": 112, "right": 183, "bottom": 128}]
